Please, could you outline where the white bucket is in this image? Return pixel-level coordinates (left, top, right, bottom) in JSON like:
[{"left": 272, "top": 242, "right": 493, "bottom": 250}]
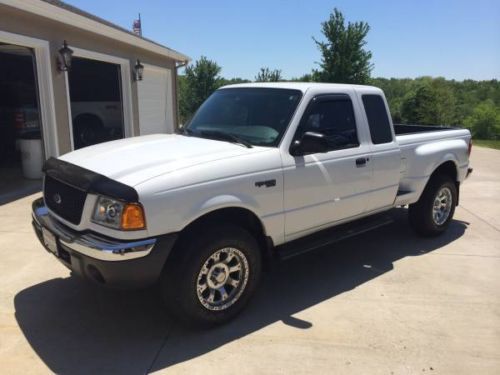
[{"left": 19, "top": 139, "right": 43, "bottom": 179}]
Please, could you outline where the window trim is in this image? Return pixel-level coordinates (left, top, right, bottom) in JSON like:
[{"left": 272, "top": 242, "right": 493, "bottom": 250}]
[{"left": 290, "top": 93, "right": 361, "bottom": 154}]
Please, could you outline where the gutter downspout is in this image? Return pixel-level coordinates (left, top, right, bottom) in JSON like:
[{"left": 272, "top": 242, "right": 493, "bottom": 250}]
[
  {"left": 176, "top": 60, "right": 189, "bottom": 70},
  {"left": 174, "top": 60, "right": 189, "bottom": 129}
]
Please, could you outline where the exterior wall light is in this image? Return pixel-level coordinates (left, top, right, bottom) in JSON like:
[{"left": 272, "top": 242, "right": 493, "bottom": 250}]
[
  {"left": 57, "top": 40, "right": 73, "bottom": 72},
  {"left": 134, "top": 59, "right": 144, "bottom": 81}
]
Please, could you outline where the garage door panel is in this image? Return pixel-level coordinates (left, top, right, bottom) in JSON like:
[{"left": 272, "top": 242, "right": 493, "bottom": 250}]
[{"left": 138, "top": 65, "right": 174, "bottom": 135}]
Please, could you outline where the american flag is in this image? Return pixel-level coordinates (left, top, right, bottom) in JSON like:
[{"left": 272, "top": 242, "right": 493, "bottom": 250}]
[{"left": 133, "top": 14, "right": 142, "bottom": 36}]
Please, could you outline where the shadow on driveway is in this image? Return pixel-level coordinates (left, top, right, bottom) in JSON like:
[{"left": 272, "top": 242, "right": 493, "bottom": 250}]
[{"left": 14, "top": 209, "right": 468, "bottom": 374}]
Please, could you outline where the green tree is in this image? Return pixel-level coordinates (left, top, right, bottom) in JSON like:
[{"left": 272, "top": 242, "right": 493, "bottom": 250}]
[
  {"left": 367, "top": 77, "right": 500, "bottom": 133},
  {"left": 289, "top": 73, "right": 314, "bottom": 82},
  {"left": 313, "top": 8, "right": 373, "bottom": 84},
  {"left": 464, "top": 100, "right": 500, "bottom": 139},
  {"left": 177, "top": 74, "right": 189, "bottom": 124},
  {"left": 401, "top": 84, "right": 439, "bottom": 125},
  {"left": 255, "top": 67, "right": 282, "bottom": 82},
  {"left": 400, "top": 82, "right": 456, "bottom": 125},
  {"left": 179, "top": 56, "right": 223, "bottom": 123},
  {"left": 220, "top": 77, "right": 251, "bottom": 85}
]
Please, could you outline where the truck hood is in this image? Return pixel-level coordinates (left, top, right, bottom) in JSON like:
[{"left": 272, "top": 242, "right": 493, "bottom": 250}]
[{"left": 59, "top": 134, "right": 270, "bottom": 187}]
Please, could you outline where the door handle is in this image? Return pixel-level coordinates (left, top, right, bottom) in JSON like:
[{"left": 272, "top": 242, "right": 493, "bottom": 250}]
[{"left": 355, "top": 157, "right": 369, "bottom": 167}]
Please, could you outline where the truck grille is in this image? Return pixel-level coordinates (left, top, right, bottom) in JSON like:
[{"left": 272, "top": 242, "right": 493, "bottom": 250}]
[{"left": 44, "top": 175, "right": 87, "bottom": 225}]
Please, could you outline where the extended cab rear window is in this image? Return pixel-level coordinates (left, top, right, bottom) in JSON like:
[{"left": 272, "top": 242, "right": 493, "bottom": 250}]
[{"left": 362, "top": 95, "right": 393, "bottom": 144}]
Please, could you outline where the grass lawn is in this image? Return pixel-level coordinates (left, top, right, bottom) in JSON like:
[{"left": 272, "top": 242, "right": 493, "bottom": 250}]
[{"left": 473, "top": 139, "right": 500, "bottom": 150}]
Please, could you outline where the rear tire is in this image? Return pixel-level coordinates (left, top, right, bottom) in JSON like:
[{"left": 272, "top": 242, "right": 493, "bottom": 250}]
[
  {"left": 409, "top": 175, "right": 457, "bottom": 237},
  {"left": 73, "top": 114, "right": 104, "bottom": 149},
  {"left": 160, "top": 224, "right": 262, "bottom": 327}
]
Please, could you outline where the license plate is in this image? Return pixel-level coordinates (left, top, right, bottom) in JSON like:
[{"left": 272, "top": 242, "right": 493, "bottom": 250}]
[{"left": 42, "top": 228, "right": 58, "bottom": 256}]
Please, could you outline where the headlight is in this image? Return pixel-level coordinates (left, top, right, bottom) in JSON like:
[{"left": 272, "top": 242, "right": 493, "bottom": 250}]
[{"left": 92, "top": 196, "right": 146, "bottom": 230}]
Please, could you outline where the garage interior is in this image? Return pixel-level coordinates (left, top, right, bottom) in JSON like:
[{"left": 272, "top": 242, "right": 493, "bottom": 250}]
[
  {"left": 68, "top": 57, "right": 125, "bottom": 149},
  {"left": 0, "top": 49, "right": 129, "bottom": 204},
  {"left": 0, "top": 43, "right": 43, "bottom": 205}
]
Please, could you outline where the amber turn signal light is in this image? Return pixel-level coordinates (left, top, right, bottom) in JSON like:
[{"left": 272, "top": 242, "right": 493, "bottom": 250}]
[{"left": 121, "top": 203, "right": 146, "bottom": 230}]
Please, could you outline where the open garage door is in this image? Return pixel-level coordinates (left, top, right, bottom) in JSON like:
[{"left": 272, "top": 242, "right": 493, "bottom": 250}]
[
  {"left": 68, "top": 57, "right": 125, "bottom": 150},
  {"left": 137, "top": 64, "right": 174, "bottom": 135},
  {"left": 0, "top": 43, "right": 43, "bottom": 204}
]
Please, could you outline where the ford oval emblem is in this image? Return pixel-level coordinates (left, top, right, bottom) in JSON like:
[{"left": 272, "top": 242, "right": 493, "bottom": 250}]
[{"left": 53, "top": 193, "right": 62, "bottom": 205}]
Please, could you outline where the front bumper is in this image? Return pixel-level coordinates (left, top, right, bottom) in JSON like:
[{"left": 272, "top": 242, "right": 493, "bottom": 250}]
[{"left": 32, "top": 197, "right": 177, "bottom": 288}]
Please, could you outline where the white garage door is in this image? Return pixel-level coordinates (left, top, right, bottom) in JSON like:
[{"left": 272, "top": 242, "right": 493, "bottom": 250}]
[{"left": 138, "top": 64, "right": 174, "bottom": 135}]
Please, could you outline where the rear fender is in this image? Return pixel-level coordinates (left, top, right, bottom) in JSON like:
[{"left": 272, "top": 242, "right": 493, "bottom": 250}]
[{"left": 414, "top": 139, "right": 465, "bottom": 180}]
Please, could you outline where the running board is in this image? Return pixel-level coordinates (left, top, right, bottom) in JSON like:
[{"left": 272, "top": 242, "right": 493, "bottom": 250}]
[{"left": 276, "top": 213, "right": 394, "bottom": 260}]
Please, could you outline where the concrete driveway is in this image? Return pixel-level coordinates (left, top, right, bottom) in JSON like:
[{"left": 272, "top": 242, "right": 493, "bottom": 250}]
[{"left": 0, "top": 146, "right": 499, "bottom": 375}]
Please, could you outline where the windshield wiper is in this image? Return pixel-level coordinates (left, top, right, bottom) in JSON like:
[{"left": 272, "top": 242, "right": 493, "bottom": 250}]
[
  {"left": 176, "top": 127, "right": 194, "bottom": 136},
  {"left": 199, "top": 130, "right": 253, "bottom": 148}
]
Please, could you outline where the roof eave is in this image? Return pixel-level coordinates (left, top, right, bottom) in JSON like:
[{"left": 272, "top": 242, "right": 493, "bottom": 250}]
[{"left": 1, "top": 0, "right": 190, "bottom": 62}]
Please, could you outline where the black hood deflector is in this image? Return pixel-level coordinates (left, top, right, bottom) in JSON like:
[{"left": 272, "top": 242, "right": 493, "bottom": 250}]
[{"left": 43, "top": 157, "right": 139, "bottom": 202}]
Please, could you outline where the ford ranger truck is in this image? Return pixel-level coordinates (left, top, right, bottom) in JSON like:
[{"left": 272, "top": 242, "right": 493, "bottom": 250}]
[{"left": 32, "top": 83, "right": 472, "bottom": 326}]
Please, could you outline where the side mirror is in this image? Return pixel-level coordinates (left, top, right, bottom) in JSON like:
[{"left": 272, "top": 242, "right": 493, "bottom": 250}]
[{"left": 290, "top": 131, "right": 329, "bottom": 156}]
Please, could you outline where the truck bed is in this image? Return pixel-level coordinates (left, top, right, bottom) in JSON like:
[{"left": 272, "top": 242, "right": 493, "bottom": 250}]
[
  {"left": 394, "top": 124, "right": 459, "bottom": 135},
  {"left": 395, "top": 124, "right": 469, "bottom": 147},
  {"left": 394, "top": 124, "right": 471, "bottom": 206}
]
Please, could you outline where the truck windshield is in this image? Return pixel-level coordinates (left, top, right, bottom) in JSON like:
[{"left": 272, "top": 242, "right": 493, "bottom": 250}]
[{"left": 185, "top": 88, "right": 302, "bottom": 147}]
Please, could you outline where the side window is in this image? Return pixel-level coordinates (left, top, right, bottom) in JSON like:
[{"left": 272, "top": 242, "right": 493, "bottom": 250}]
[
  {"left": 297, "top": 95, "right": 360, "bottom": 151},
  {"left": 362, "top": 94, "right": 393, "bottom": 144}
]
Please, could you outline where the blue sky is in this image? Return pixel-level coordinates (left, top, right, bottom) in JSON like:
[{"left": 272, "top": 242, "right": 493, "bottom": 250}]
[{"left": 67, "top": 0, "right": 500, "bottom": 81}]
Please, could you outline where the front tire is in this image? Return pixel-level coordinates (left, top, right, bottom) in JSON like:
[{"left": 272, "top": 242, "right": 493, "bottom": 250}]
[
  {"left": 409, "top": 175, "right": 457, "bottom": 237},
  {"left": 160, "top": 225, "right": 262, "bottom": 327}
]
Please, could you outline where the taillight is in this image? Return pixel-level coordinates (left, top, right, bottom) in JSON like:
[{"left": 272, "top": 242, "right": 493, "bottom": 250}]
[{"left": 468, "top": 139, "right": 472, "bottom": 156}]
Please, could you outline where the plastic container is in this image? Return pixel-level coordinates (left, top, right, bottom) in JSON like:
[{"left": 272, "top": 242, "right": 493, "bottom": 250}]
[{"left": 19, "top": 137, "right": 43, "bottom": 179}]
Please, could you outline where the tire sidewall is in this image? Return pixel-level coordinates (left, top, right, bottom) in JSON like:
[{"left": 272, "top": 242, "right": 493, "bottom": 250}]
[
  {"left": 424, "top": 177, "right": 457, "bottom": 234},
  {"left": 164, "top": 225, "right": 261, "bottom": 326}
]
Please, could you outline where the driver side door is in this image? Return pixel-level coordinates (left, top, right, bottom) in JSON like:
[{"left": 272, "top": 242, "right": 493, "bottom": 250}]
[{"left": 282, "top": 93, "right": 373, "bottom": 240}]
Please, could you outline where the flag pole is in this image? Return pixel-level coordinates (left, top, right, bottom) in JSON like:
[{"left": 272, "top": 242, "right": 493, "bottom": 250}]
[{"left": 138, "top": 13, "right": 142, "bottom": 36}]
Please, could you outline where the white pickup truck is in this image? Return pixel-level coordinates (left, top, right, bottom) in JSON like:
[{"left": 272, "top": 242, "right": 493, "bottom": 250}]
[{"left": 32, "top": 83, "right": 472, "bottom": 325}]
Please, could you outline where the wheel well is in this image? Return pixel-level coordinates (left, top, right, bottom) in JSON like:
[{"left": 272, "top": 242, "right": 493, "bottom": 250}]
[
  {"left": 431, "top": 161, "right": 457, "bottom": 181},
  {"left": 175, "top": 207, "right": 273, "bottom": 260},
  {"left": 73, "top": 113, "right": 103, "bottom": 129},
  {"left": 429, "top": 160, "right": 460, "bottom": 204}
]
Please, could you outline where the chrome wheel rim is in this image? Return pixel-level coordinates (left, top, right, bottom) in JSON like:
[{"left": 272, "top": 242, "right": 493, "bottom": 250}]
[
  {"left": 80, "top": 128, "right": 97, "bottom": 145},
  {"left": 432, "top": 187, "right": 452, "bottom": 225},
  {"left": 196, "top": 247, "right": 249, "bottom": 311}
]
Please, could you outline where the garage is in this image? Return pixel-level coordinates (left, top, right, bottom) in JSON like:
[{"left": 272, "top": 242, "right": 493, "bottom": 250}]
[
  {"left": 0, "top": 0, "right": 189, "bottom": 205},
  {"left": 0, "top": 43, "right": 44, "bottom": 203}
]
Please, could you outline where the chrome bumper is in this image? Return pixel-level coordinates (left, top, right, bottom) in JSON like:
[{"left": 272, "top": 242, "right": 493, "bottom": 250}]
[{"left": 32, "top": 198, "right": 156, "bottom": 262}]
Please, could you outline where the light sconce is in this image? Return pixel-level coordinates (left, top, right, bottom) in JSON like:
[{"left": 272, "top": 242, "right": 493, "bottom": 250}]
[
  {"left": 134, "top": 59, "right": 144, "bottom": 81},
  {"left": 57, "top": 40, "right": 73, "bottom": 72}
]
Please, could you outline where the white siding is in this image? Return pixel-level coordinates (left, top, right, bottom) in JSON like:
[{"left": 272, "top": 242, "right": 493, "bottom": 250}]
[{"left": 138, "top": 64, "right": 174, "bottom": 135}]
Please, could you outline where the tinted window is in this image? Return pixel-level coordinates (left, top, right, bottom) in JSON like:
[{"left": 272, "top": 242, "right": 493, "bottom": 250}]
[
  {"left": 297, "top": 95, "right": 359, "bottom": 151},
  {"left": 362, "top": 95, "right": 393, "bottom": 144},
  {"left": 187, "top": 88, "right": 302, "bottom": 147}
]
